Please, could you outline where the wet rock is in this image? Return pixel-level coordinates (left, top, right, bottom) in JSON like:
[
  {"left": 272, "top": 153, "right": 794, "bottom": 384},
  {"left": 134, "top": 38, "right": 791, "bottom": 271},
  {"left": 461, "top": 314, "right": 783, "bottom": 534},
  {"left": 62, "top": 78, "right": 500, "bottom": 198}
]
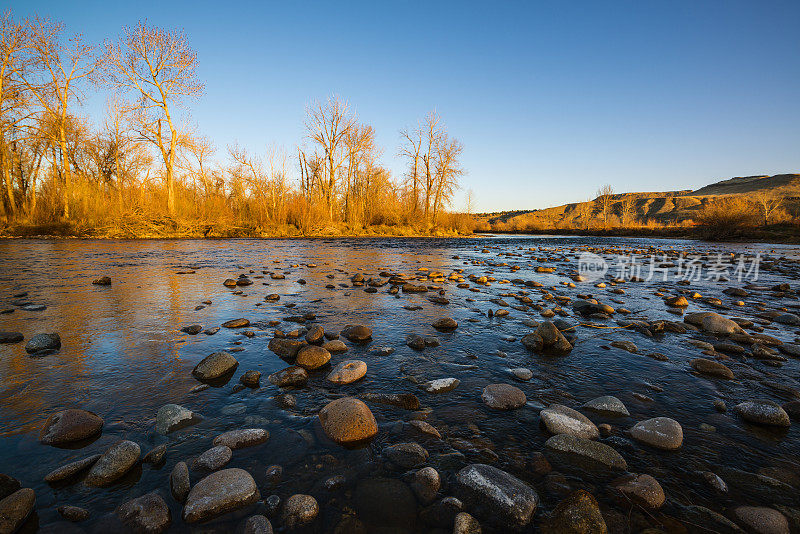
[
  {"left": 305, "top": 325, "right": 324, "bottom": 344},
  {"left": 419, "top": 496, "right": 464, "bottom": 528},
  {"left": 581, "top": 396, "right": 629, "bottom": 417},
  {"left": 544, "top": 434, "right": 627, "bottom": 471},
  {"left": 295, "top": 345, "right": 331, "bottom": 370},
  {"left": 25, "top": 333, "right": 61, "bottom": 354},
  {"left": 511, "top": 367, "right": 533, "bottom": 381},
  {"left": 170, "top": 462, "right": 190, "bottom": 503},
  {"left": 730, "top": 506, "right": 788, "bottom": 533},
  {"left": 406, "top": 334, "right": 426, "bottom": 350},
  {"left": 685, "top": 312, "right": 745, "bottom": 335},
  {"left": 243, "top": 515, "right": 273, "bottom": 534},
  {"left": 192, "top": 352, "right": 239, "bottom": 381},
  {"left": 783, "top": 400, "right": 800, "bottom": 421},
  {"left": 341, "top": 324, "right": 372, "bottom": 342},
  {"left": 323, "top": 340, "right": 348, "bottom": 353},
  {"left": 203, "top": 327, "right": 220, "bottom": 335},
  {"left": 240, "top": 370, "right": 261, "bottom": 388},
  {"left": 85, "top": 440, "right": 140, "bottom": 487},
  {"left": 481, "top": 383, "right": 526, "bottom": 409},
  {"left": 318, "top": 397, "right": 378, "bottom": 446},
  {"left": 361, "top": 392, "right": 420, "bottom": 410},
  {"left": 409, "top": 420, "right": 441, "bottom": 439},
  {"left": 143, "top": 444, "right": 167, "bottom": 465},
  {"left": 268, "top": 338, "right": 306, "bottom": 359},
  {"left": 0, "top": 475, "right": 19, "bottom": 500},
  {"left": 701, "top": 471, "right": 728, "bottom": 492},
  {"left": 454, "top": 511, "right": 482, "bottom": 534},
  {"left": 181, "top": 324, "right": 203, "bottom": 335},
  {"left": 44, "top": 455, "right": 101, "bottom": 483},
  {"left": 610, "top": 340, "right": 638, "bottom": 353},
  {"left": 0, "top": 488, "right": 35, "bottom": 533},
  {"left": 116, "top": 492, "right": 172, "bottom": 533},
  {"left": 411, "top": 467, "right": 440, "bottom": 505},
  {"left": 58, "top": 505, "right": 90, "bottom": 522},
  {"left": 197, "top": 445, "right": 232, "bottom": 470},
  {"left": 432, "top": 317, "right": 458, "bottom": 331},
  {"left": 665, "top": 295, "right": 689, "bottom": 307},
  {"left": 182, "top": 468, "right": 260, "bottom": 523},
  {"left": 92, "top": 276, "right": 112, "bottom": 286},
  {"left": 327, "top": 360, "right": 367, "bottom": 384},
  {"left": 540, "top": 404, "right": 599, "bottom": 439},
  {"left": 222, "top": 318, "right": 250, "bottom": 328},
  {"left": 280, "top": 494, "right": 319, "bottom": 528},
  {"left": 354, "top": 478, "right": 417, "bottom": 529},
  {"left": 542, "top": 490, "right": 607, "bottom": 534},
  {"left": 611, "top": 473, "right": 665, "bottom": 509},
  {"left": 384, "top": 442, "right": 429, "bottom": 469},
  {"left": 735, "top": 400, "right": 791, "bottom": 427},
  {"left": 0, "top": 332, "right": 23, "bottom": 344},
  {"left": 455, "top": 463, "right": 539, "bottom": 528},
  {"left": 268, "top": 366, "right": 308, "bottom": 387},
  {"left": 629, "top": 417, "right": 683, "bottom": 450},
  {"left": 691, "top": 358, "right": 734, "bottom": 379},
  {"left": 683, "top": 505, "right": 745, "bottom": 533},
  {"left": 156, "top": 404, "right": 199, "bottom": 434},
  {"left": 213, "top": 429, "right": 269, "bottom": 450},
  {"left": 421, "top": 377, "right": 460, "bottom": 393},
  {"left": 40, "top": 409, "right": 103, "bottom": 446}
]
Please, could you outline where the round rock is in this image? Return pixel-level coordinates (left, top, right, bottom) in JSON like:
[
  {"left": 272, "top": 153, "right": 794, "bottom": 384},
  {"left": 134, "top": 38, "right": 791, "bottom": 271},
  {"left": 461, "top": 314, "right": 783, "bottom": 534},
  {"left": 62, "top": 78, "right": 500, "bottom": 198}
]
[
  {"left": 481, "top": 383, "right": 526, "bottom": 409},
  {"left": 318, "top": 397, "right": 378, "bottom": 447},
  {"left": 182, "top": 468, "right": 261, "bottom": 523},
  {"left": 85, "top": 440, "right": 141, "bottom": 487},
  {"left": 192, "top": 352, "right": 239, "bottom": 381},
  {"left": 40, "top": 409, "right": 103, "bottom": 446},
  {"left": 327, "top": 360, "right": 367, "bottom": 384},
  {"left": 540, "top": 404, "right": 599, "bottom": 439},
  {"left": 630, "top": 417, "right": 683, "bottom": 450},
  {"left": 295, "top": 345, "right": 331, "bottom": 370}
]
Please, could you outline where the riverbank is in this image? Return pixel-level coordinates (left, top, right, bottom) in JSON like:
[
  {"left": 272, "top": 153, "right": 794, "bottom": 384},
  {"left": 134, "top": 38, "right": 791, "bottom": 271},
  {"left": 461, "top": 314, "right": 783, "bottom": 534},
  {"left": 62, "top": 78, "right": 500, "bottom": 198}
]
[
  {"left": 0, "top": 220, "right": 475, "bottom": 239},
  {"left": 476, "top": 222, "right": 800, "bottom": 243}
]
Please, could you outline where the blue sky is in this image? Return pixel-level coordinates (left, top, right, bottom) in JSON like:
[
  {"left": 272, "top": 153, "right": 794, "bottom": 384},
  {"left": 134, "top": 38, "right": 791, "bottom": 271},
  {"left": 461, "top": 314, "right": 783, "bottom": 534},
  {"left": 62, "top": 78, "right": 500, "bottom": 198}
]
[{"left": 8, "top": 0, "right": 800, "bottom": 212}]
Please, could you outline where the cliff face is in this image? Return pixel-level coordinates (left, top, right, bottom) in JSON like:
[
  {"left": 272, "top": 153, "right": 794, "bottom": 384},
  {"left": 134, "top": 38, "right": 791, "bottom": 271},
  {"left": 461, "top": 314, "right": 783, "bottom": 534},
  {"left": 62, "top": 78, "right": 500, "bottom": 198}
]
[{"left": 480, "top": 174, "right": 800, "bottom": 229}]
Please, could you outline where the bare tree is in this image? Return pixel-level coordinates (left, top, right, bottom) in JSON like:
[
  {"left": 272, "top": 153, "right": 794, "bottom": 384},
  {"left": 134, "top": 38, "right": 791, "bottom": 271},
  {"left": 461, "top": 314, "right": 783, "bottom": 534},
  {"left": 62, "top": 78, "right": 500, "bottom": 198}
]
[
  {"left": 753, "top": 190, "right": 783, "bottom": 226},
  {"left": 399, "top": 123, "right": 422, "bottom": 214},
  {"left": 305, "top": 95, "right": 355, "bottom": 220},
  {"left": 420, "top": 111, "right": 442, "bottom": 222},
  {"left": 431, "top": 133, "right": 463, "bottom": 225},
  {"left": 594, "top": 184, "right": 614, "bottom": 229},
  {"left": 101, "top": 21, "right": 203, "bottom": 216},
  {"left": 619, "top": 194, "right": 635, "bottom": 226}
]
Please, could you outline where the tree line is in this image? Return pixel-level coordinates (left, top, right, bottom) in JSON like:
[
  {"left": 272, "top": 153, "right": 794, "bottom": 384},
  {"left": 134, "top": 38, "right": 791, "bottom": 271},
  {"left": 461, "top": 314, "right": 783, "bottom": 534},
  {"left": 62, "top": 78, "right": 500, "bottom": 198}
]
[{"left": 0, "top": 12, "right": 468, "bottom": 236}]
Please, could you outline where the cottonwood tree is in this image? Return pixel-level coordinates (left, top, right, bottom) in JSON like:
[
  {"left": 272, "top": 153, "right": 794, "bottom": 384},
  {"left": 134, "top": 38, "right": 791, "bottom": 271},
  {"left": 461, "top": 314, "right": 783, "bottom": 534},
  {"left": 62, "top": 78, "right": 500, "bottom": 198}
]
[
  {"left": 102, "top": 21, "right": 203, "bottom": 216},
  {"left": 575, "top": 198, "right": 593, "bottom": 229},
  {"left": 753, "top": 190, "right": 783, "bottom": 226},
  {"left": 420, "top": 111, "right": 442, "bottom": 221},
  {"left": 20, "top": 16, "right": 97, "bottom": 219},
  {"left": 399, "top": 123, "right": 423, "bottom": 214},
  {"left": 431, "top": 133, "right": 463, "bottom": 225},
  {"left": 305, "top": 95, "right": 355, "bottom": 220},
  {"left": 619, "top": 195, "right": 635, "bottom": 226},
  {"left": 594, "top": 184, "right": 614, "bottom": 229}
]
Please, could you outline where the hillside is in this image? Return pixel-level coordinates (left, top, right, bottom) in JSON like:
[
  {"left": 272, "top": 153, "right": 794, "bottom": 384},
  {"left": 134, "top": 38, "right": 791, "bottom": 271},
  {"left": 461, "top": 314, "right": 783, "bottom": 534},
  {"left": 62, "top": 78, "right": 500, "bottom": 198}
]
[{"left": 478, "top": 173, "right": 800, "bottom": 231}]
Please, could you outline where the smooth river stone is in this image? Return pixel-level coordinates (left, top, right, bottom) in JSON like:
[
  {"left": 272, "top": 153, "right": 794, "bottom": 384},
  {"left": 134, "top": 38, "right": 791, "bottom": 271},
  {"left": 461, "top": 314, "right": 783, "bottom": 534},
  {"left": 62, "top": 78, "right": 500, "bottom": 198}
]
[
  {"left": 630, "top": 417, "right": 683, "bottom": 450},
  {"left": 192, "top": 352, "right": 239, "bottom": 380},
  {"left": 182, "top": 468, "right": 260, "bottom": 523},
  {"left": 455, "top": 463, "right": 539, "bottom": 528},
  {"left": 0, "top": 488, "right": 35, "bottom": 533},
  {"left": 735, "top": 400, "right": 791, "bottom": 427},
  {"left": 116, "top": 492, "right": 172, "bottom": 533},
  {"left": 295, "top": 345, "right": 331, "bottom": 370},
  {"left": 213, "top": 429, "right": 269, "bottom": 450},
  {"left": 44, "top": 454, "right": 101, "bottom": 483},
  {"left": 540, "top": 404, "right": 599, "bottom": 439},
  {"left": 40, "top": 409, "right": 104, "bottom": 446},
  {"left": 155, "top": 404, "right": 199, "bottom": 434},
  {"left": 481, "top": 383, "right": 526, "bottom": 409},
  {"left": 327, "top": 360, "right": 367, "bottom": 384},
  {"left": 545, "top": 434, "right": 627, "bottom": 471},
  {"left": 421, "top": 378, "right": 460, "bottom": 393},
  {"left": 85, "top": 440, "right": 141, "bottom": 487},
  {"left": 318, "top": 397, "right": 377, "bottom": 446},
  {"left": 581, "top": 395, "right": 630, "bottom": 416}
]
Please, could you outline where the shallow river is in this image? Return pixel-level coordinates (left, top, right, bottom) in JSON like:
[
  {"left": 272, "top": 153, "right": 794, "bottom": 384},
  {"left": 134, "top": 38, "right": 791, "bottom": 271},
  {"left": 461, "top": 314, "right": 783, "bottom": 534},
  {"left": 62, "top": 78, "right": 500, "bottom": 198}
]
[{"left": 0, "top": 236, "right": 799, "bottom": 533}]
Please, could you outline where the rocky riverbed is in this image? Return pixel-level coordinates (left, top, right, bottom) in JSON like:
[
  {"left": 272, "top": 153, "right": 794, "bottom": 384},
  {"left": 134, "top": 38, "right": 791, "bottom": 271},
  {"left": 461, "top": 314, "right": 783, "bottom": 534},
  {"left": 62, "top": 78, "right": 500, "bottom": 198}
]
[{"left": 0, "top": 236, "right": 799, "bottom": 533}]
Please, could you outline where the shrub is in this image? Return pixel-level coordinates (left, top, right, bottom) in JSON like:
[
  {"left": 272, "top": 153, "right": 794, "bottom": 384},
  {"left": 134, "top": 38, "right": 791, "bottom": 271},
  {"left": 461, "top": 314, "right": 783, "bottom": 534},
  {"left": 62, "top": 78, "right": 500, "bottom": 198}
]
[{"left": 694, "top": 197, "right": 760, "bottom": 240}]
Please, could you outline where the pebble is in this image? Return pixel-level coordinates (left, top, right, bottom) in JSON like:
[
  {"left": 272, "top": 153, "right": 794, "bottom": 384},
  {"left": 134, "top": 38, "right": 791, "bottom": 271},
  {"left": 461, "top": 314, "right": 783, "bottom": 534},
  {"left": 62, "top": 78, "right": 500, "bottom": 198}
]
[
  {"left": 481, "top": 383, "right": 526, "bottom": 409},
  {"left": 629, "top": 417, "right": 683, "bottom": 450},
  {"left": 25, "top": 333, "right": 61, "bottom": 354},
  {"left": 735, "top": 400, "right": 791, "bottom": 427},
  {"left": 327, "top": 360, "right": 367, "bottom": 384},
  {"left": 411, "top": 467, "right": 441, "bottom": 504},
  {"left": 280, "top": 494, "right": 319, "bottom": 528},
  {"left": 540, "top": 404, "right": 599, "bottom": 439},
  {"left": 582, "top": 395, "right": 630, "bottom": 416},
  {"left": 192, "top": 352, "right": 239, "bottom": 380},
  {"left": 611, "top": 473, "right": 665, "bottom": 509},
  {"left": 170, "top": 462, "right": 190, "bottom": 503},
  {"left": 196, "top": 445, "right": 233, "bottom": 470},
  {"left": 213, "top": 428, "right": 269, "bottom": 449},
  {"left": 384, "top": 442, "right": 429, "bottom": 469},
  {"left": 58, "top": 505, "right": 90, "bottom": 522},
  {"left": 85, "top": 440, "right": 141, "bottom": 487}
]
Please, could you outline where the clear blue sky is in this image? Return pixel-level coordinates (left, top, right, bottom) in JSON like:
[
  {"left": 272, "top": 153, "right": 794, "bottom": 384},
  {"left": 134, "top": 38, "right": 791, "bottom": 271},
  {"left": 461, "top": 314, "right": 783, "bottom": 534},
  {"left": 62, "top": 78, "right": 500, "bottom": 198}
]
[{"left": 8, "top": 0, "right": 800, "bottom": 212}]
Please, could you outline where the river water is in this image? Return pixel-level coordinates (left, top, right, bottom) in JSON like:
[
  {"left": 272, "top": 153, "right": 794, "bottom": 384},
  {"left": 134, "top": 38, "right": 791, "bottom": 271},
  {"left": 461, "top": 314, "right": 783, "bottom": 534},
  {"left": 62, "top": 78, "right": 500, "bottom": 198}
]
[{"left": 0, "top": 236, "right": 798, "bottom": 532}]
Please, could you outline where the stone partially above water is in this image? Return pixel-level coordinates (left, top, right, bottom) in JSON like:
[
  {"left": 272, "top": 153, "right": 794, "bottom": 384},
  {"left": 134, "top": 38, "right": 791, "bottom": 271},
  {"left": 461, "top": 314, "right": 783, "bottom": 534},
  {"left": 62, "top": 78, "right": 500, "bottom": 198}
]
[
  {"left": 295, "top": 345, "right": 331, "bottom": 370},
  {"left": 155, "top": 404, "right": 200, "bottom": 434},
  {"left": 0, "top": 332, "right": 23, "bottom": 344},
  {"left": 44, "top": 454, "right": 101, "bottom": 483},
  {"left": 731, "top": 506, "right": 789, "bottom": 534},
  {"left": 318, "top": 397, "right": 377, "bottom": 446},
  {"left": 543, "top": 490, "right": 607, "bottom": 534},
  {"left": 481, "top": 383, "right": 526, "bottom": 409},
  {"left": 182, "top": 468, "right": 260, "bottom": 523},
  {"left": 540, "top": 404, "right": 599, "bottom": 439},
  {"left": 40, "top": 409, "right": 103, "bottom": 446},
  {"left": 213, "top": 428, "right": 269, "bottom": 449},
  {"left": 735, "top": 400, "right": 791, "bottom": 427},
  {"left": 545, "top": 434, "right": 627, "bottom": 471},
  {"left": 192, "top": 352, "right": 239, "bottom": 381},
  {"left": 455, "top": 463, "right": 539, "bottom": 528},
  {"left": 116, "top": 492, "right": 172, "bottom": 534},
  {"left": 582, "top": 396, "right": 630, "bottom": 417},
  {"left": 691, "top": 358, "right": 735, "bottom": 379},
  {"left": 280, "top": 494, "right": 319, "bottom": 529},
  {"left": 630, "top": 417, "right": 683, "bottom": 450},
  {"left": 421, "top": 377, "right": 460, "bottom": 393},
  {"left": 684, "top": 312, "right": 745, "bottom": 335},
  {"left": 85, "top": 440, "right": 141, "bottom": 487},
  {"left": 341, "top": 324, "right": 372, "bottom": 342},
  {"left": 268, "top": 366, "right": 308, "bottom": 387},
  {"left": 0, "top": 488, "right": 35, "bottom": 534},
  {"left": 611, "top": 473, "right": 666, "bottom": 509},
  {"left": 327, "top": 360, "right": 367, "bottom": 384},
  {"left": 25, "top": 333, "right": 61, "bottom": 354}
]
